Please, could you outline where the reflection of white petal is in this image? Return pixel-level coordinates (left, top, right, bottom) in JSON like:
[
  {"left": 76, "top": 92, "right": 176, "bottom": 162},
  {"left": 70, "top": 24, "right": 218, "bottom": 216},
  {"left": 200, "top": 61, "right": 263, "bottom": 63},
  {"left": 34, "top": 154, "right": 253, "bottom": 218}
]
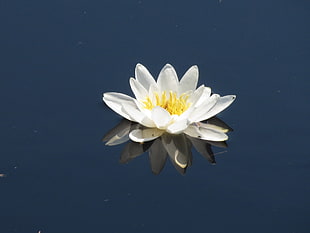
[
  {"left": 102, "top": 119, "right": 132, "bottom": 146},
  {"left": 179, "top": 65, "right": 198, "bottom": 94},
  {"left": 105, "top": 134, "right": 130, "bottom": 146},
  {"left": 184, "top": 124, "right": 228, "bottom": 141},
  {"left": 174, "top": 150, "right": 187, "bottom": 168},
  {"left": 120, "top": 141, "right": 146, "bottom": 164},
  {"left": 129, "top": 128, "right": 164, "bottom": 143},
  {"left": 135, "top": 63, "right": 157, "bottom": 91},
  {"left": 149, "top": 139, "right": 167, "bottom": 175},
  {"left": 187, "top": 136, "right": 215, "bottom": 163},
  {"left": 161, "top": 134, "right": 190, "bottom": 169},
  {"left": 151, "top": 106, "right": 171, "bottom": 129},
  {"left": 157, "top": 64, "right": 179, "bottom": 93}
]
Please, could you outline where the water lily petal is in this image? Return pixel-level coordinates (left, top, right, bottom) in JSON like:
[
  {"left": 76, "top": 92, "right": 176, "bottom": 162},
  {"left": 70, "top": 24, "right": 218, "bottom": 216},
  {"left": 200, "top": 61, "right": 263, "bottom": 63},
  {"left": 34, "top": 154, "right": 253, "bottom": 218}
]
[
  {"left": 119, "top": 102, "right": 155, "bottom": 128},
  {"left": 167, "top": 118, "right": 189, "bottom": 134},
  {"left": 196, "top": 95, "right": 236, "bottom": 122},
  {"left": 147, "top": 84, "right": 159, "bottom": 104},
  {"left": 184, "top": 124, "right": 228, "bottom": 141},
  {"left": 135, "top": 63, "right": 157, "bottom": 91},
  {"left": 103, "top": 92, "right": 136, "bottom": 104},
  {"left": 151, "top": 106, "right": 172, "bottom": 129},
  {"left": 129, "top": 128, "right": 164, "bottom": 143},
  {"left": 198, "top": 122, "right": 229, "bottom": 133},
  {"left": 187, "top": 85, "right": 211, "bottom": 108},
  {"left": 188, "top": 94, "right": 219, "bottom": 123},
  {"left": 157, "top": 64, "right": 179, "bottom": 93},
  {"left": 129, "top": 77, "right": 149, "bottom": 101},
  {"left": 121, "top": 102, "right": 145, "bottom": 123},
  {"left": 103, "top": 92, "right": 137, "bottom": 120},
  {"left": 179, "top": 65, "right": 198, "bottom": 94},
  {"left": 193, "top": 86, "right": 212, "bottom": 108}
]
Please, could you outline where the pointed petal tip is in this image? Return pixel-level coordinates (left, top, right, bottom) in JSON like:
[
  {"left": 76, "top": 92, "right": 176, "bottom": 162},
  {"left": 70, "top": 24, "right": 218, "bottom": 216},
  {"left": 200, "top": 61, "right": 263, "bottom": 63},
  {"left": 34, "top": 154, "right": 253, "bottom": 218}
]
[
  {"left": 135, "top": 63, "right": 143, "bottom": 68},
  {"left": 162, "top": 63, "right": 175, "bottom": 70},
  {"left": 190, "top": 65, "right": 198, "bottom": 71}
]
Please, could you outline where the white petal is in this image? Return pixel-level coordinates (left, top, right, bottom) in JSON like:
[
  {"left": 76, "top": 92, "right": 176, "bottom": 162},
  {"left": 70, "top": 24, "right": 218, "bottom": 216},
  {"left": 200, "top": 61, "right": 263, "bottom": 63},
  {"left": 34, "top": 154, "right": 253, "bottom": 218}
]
[
  {"left": 179, "top": 65, "right": 198, "bottom": 94},
  {"left": 129, "top": 78, "right": 148, "bottom": 100},
  {"left": 196, "top": 95, "right": 236, "bottom": 121},
  {"left": 103, "top": 92, "right": 135, "bottom": 103},
  {"left": 148, "top": 84, "right": 159, "bottom": 104},
  {"left": 167, "top": 118, "right": 189, "bottom": 134},
  {"left": 188, "top": 94, "right": 219, "bottom": 123},
  {"left": 129, "top": 128, "right": 164, "bottom": 143},
  {"left": 197, "top": 122, "right": 229, "bottom": 133},
  {"left": 140, "top": 116, "right": 156, "bottom": 128},
  {"left": 121, "top": 102, "right": 146, "bottom": 123},
  {"left": 157, "top": 64, "right": 179, "bottom": 93},
  {"left": 193, "top": 86, "right": 212, "bottom": 107},
  {"left": 151, "top": 106, "right": 172, "bottom": 129},
  {"left": 187, "top": 85, "right": 211, "bottom": 107},
  {"left": 103, "top": 92, "right": 137, "bottom": 120},
  {"left": 135, "top": 63, "right": 157, "bottom": 91},
  {"left": 184, "top": 124, "right": 228, "bottom": 141}
]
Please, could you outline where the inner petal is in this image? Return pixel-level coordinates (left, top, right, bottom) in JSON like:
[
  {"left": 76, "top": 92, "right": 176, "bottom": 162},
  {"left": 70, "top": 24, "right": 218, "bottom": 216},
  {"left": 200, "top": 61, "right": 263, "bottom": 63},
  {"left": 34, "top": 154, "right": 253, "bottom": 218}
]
[{"left": 142, "top": 91, "right": 191, "bottom": 116}]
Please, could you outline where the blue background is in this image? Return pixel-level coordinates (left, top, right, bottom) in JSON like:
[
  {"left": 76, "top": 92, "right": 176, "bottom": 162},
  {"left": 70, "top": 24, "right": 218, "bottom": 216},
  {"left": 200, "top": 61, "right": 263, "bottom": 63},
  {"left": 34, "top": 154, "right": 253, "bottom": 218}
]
[{"left": 0, "top": 0, "right": 309, "bottom": 232}]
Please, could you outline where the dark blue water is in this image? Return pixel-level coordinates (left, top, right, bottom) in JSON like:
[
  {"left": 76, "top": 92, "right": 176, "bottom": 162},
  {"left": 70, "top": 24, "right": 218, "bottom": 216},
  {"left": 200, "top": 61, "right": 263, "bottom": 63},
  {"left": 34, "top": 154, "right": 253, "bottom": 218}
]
[{"left": 1, "top": 0, "right": 309, "bottom": 232}]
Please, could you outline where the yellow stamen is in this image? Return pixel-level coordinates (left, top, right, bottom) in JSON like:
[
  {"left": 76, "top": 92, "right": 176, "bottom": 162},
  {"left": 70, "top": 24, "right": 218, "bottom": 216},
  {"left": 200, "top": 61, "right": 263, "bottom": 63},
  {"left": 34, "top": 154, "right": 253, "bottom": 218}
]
[{"left": 142, "top": 91, "right": 191, "bottom": 115}]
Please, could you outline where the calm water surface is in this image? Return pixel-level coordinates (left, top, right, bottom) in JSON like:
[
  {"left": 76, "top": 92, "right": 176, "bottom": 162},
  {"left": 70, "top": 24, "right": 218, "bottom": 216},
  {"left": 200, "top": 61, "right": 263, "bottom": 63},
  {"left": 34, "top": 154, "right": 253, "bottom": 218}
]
[{"left": 0, "top": 0, "right": 309, "bottom": 232}]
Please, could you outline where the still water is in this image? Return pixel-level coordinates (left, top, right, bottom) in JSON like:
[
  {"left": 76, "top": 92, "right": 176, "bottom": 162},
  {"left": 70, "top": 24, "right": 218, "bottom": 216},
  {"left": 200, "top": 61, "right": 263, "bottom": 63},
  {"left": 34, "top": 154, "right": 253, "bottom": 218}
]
[{"left": 0, "top": 0, "right": 309, "bottom": 232}]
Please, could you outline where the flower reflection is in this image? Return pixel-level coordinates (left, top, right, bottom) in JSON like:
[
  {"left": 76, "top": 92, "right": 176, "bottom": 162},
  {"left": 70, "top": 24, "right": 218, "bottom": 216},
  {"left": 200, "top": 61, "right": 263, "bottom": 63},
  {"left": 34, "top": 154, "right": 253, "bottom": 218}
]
[{"left": 102, "top": 117, "right": 233, "bottom": 175}]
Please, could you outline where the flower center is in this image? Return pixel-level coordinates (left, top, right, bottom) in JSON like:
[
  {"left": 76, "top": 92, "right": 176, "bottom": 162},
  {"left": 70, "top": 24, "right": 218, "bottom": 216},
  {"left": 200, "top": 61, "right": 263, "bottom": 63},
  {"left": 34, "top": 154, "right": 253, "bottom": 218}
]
[{"left": 142, "top": 91, "right": 191, "bottom": 115}]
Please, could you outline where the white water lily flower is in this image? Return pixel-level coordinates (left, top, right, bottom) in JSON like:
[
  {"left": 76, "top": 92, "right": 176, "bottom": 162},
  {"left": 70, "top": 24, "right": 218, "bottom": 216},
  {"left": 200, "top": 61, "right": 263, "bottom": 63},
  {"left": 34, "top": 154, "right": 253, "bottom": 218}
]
[{"left": 103, "top": 64, "right": 236, "bottom": 143}]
